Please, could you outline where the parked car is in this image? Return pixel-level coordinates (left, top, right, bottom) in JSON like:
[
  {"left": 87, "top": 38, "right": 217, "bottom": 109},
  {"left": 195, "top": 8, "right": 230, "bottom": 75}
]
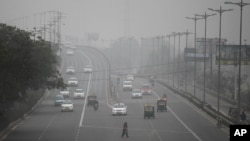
[{"left": 112, "top": 103, "right": 127, "bottom": 116}]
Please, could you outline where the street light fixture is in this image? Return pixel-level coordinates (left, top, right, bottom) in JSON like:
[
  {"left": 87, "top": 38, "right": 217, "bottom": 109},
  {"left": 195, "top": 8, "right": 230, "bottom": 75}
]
[
  {"left": 208, "top": 6, "right": 233, "bottom": 127},
  {"left": 195, "top": 12, "right": 216, "bottom": 108},
  {"left": 224, "top": 0, "right": 250, "bottom": 122},
  {"left": 186, "top": 15, "right": 203, "bottom": 98}
]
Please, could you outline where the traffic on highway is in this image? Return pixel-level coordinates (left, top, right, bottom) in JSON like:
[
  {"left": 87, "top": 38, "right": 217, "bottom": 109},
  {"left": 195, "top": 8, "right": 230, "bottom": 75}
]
[
  {"left": 1, "top": 0, "right": 250, "bottom": 141},
  {"left": 1, "top": 46, "right": 229, "bottom": 141}
]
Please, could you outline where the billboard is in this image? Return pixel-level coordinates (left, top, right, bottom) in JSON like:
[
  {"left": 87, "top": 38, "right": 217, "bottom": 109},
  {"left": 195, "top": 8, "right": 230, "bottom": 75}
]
[
  {"left": 216, "top": 45, "right": 250, "bottom": 65},
  {"left": 184, "top": 48, "right": 209, "bottom": 62}
]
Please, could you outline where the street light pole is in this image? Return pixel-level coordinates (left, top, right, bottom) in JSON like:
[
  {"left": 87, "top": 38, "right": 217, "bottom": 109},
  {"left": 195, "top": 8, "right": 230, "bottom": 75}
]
[
  {"left": 172, "top": 32, "right": 177, "bottom": 87},
  {"left": 157, "top": 36, "right": 160, "bottom": 74},
  {"left": 140, "top": 38, "right": 143, "bottom": 69},
  {"left": 183, "top": 30, "right": 192, "bottom": 92},
  {"left": 208, "top": 6, "right": 233, "bottom": 127},
  {"left": 161, "top": 35, "right": 165, "bottom": 79},
  {"left": 152, "top": 37, "right": 155, "bottom": 73},
  {"left": 225, "top": 0, "right": 250, "bottom": 122},
  {"left": 186, "top": 15, "right": 203, "bottom": 98},
  {"left": 177, "top": 32, "right": 184, "bottom": 89},
  {"left": 196, "top": 12, "right": 216, "bottom": 108},
  {"left": 167, "top": 35, "right": 171, "bottom": 84}
]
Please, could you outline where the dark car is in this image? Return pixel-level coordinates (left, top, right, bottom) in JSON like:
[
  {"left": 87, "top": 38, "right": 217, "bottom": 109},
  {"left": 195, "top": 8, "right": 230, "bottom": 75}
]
[{"left": 54, "top": 94, "right": 65, "bottom": 106}]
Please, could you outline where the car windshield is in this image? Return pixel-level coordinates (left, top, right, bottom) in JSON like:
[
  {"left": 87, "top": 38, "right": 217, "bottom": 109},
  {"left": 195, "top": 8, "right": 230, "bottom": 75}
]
[
  {"left": 133, "top": 89, "right": 141, "bottom": 93},
  {"left": 114, "top": 104, "right": 125, "bottom": 108},
  {"left": 63, "top": 100, "right": 72, "bottom": 104},
  {"left": 61, "top": 88, "right": 68, "bottom": 91},
  {"left": 124, "top": 81, "right": 131, "bottom": 85},
  {"left": 75, "top": 89, "right": 83, "bottom": 92},
  {"left": 56, "top": 95, "right": 64, "bottom": 100},
  {"left": 142, "top": 85, "right": 150, "bottom": 89},
  {"left": 70, "top": 77, "right": 77, "bottom": 80}
]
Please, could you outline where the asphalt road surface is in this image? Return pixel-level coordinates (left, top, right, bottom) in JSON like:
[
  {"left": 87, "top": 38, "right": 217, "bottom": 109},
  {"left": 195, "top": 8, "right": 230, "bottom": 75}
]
[{"left": 2, "top": 46, "right": 229, "bottom": 141}]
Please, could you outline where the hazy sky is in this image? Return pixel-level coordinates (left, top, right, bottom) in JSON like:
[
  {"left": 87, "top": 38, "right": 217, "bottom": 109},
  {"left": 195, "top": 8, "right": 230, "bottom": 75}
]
[{"left": 0, "top": 0, "right": 250, "bottom": 44}]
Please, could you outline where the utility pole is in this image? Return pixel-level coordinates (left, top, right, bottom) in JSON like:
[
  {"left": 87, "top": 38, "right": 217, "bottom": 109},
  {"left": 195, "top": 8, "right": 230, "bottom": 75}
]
[
  {"left": 208, "top": 6, "right": 233, "bottom": 127},
  {"left": 225, "top": 0, "right": 250, "bottom": 122},
  {"left": 196, "top": 12, "right": 216, "bottom": 108},
  {"left": 186, "top": 15, "right": 203, "bottom": 98}
]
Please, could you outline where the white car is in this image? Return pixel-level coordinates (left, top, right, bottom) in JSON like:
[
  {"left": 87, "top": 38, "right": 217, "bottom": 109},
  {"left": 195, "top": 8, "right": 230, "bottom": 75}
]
[
  {"left": 61, "top": 100, "right": 74, "bottom": 112},
  {"left": 66, "top": 66, "right": 75, "bottom": 74},
  {"left": 83, "top": 65, "right": 93, "bottom": 73},
  {"left": 112, "top": 103, "right": 127, "bottom": 116},
  {"left": 122, "top": 80, "right": 132, "bottom": 91},
  {"left": 60, "top": 88, "right": 70, "bottom": 98},
  {"left": 127, "top": 74, "right": 134, "bottom": 81},
  {"left": 66, "top": 49, "right": 74, "bottom": 55},
  {"left": 131, "top": 89, "right": 142, "bottom": 99},
  {"left": 67, "top": 77, "right": 78, "bottom": 87},
  {"left": 74, "top": 88, "right": 85, "bottom": 99}
]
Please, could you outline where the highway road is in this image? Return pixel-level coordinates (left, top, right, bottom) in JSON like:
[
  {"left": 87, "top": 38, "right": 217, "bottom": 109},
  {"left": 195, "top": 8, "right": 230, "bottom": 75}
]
[{"left": 2, "top": 46, "right": 229, "bottom": 141}]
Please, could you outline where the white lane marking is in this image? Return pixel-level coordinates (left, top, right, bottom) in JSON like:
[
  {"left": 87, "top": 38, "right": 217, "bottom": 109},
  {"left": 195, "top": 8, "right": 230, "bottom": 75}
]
[
  {"left": 148, "top": 121, "right": 164, "bottom": 141},
  {"left": 103, "top": 60, "right": 112, "bottom": 108},
  {"left": 78, "top": 51, "right": 92, "bottom": 127},
  {"left": 75, "top": 51, "right": 93, "bottom": 141},
  {"left": 135, "top": 87, "right": 163, "bottom": 141},
  {"left": 168, "top": 107, "right": 202, "bottom": 141},
  {"left": 79, "top": 73, "right": 91, "bottom": 127},
  {"left": 151, "top": 87, "right": 203, "bottom": 141},
  {"left": 138, "top": 81, "right": 202, "bottom": 141},
  {"left": 37, "top": 115, "right": 57, "bottom": 141}
]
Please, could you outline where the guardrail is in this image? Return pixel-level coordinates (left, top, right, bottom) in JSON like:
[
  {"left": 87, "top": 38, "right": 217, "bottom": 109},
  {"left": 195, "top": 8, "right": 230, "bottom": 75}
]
[{"left": 156, "top": 79, "right": 236, "bottom": 128}]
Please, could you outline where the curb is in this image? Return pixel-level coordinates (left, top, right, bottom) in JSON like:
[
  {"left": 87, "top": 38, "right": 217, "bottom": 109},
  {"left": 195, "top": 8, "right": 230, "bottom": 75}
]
[{"left": 0, "top": 89, "right": 50, "bottom": 141}]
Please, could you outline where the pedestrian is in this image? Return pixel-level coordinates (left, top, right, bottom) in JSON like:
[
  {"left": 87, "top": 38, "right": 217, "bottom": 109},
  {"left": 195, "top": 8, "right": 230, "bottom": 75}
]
[
  {"left": 240, "top": 111, "right": 246, "bottom": 121},
  {"left": 121, "top": 122, "right": 129, "bottom": 138}
]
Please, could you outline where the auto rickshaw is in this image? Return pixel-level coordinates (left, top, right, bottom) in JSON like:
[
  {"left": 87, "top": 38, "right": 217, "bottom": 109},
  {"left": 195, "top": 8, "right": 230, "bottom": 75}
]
[
  {"left": 144, "top": 105, "right": 155, "bottom": 119},
  {"left": 87, "top": 95, "right": 97, "bottom": 106},
  {"left": 157, "top": 99, "right": 167, "bottom": 112}
]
